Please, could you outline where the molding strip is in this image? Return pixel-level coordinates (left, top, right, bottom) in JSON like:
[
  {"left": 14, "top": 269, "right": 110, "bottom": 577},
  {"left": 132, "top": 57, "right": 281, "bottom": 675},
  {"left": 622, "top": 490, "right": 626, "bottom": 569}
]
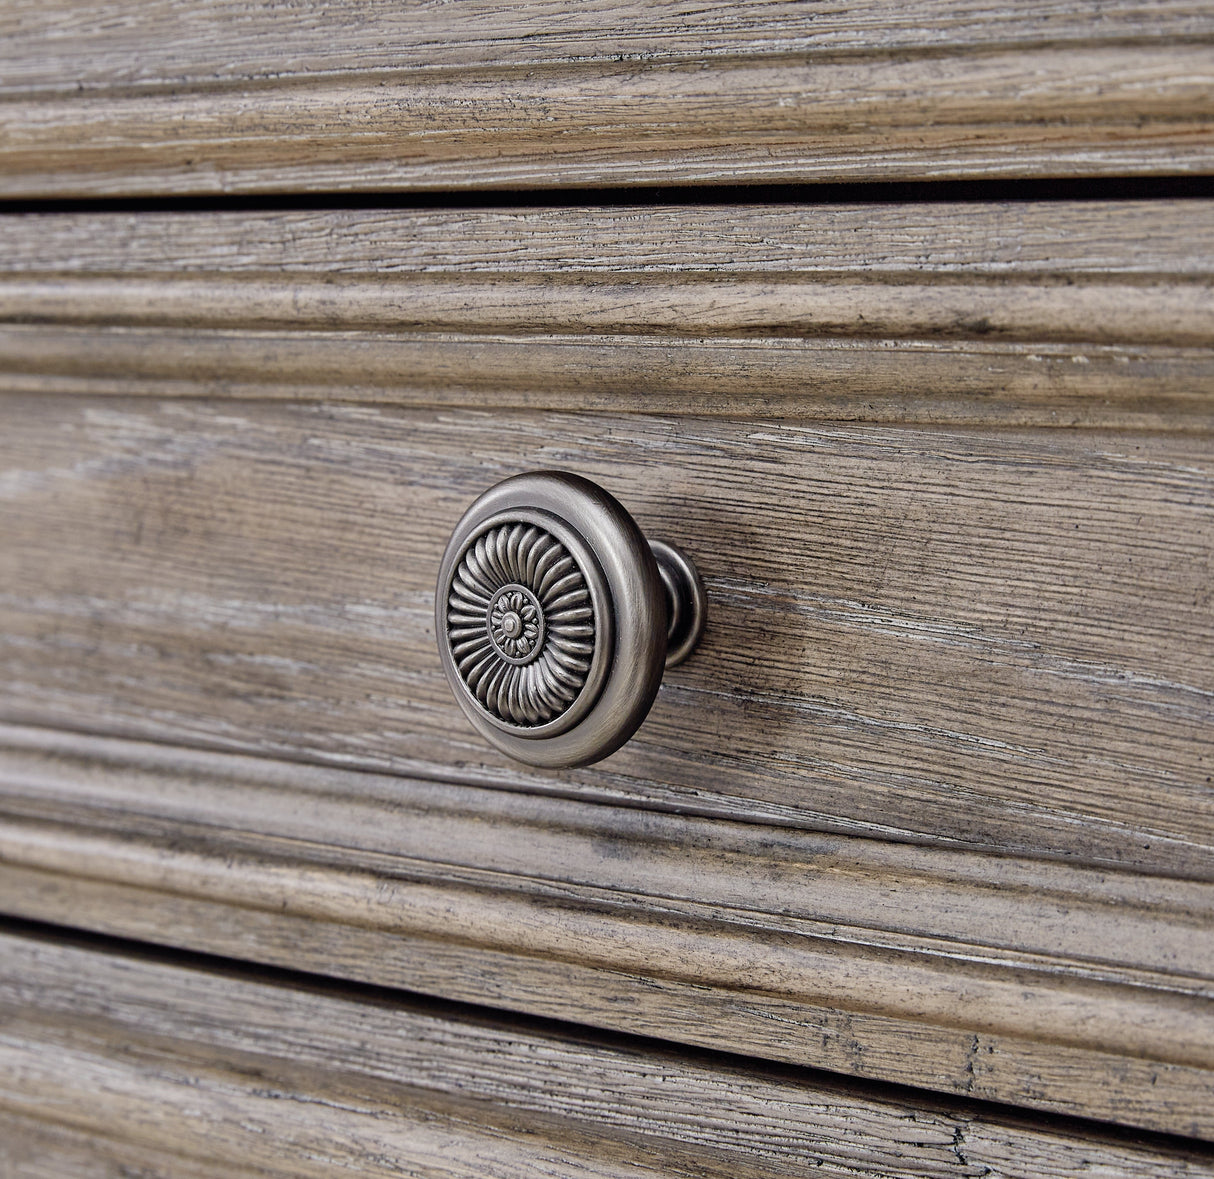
[
  {"left": 0, "top": 723, "right": 1211, "bottom": 1138},
  {"left": 1, "top": 18, "right": 1212, "bottom": 194},
  {"left": 5, "top": 928, "right": 1214, "bottom": 1176},
  {"left": 0, "top": 201, "right": 1210, "bottom": 427}
]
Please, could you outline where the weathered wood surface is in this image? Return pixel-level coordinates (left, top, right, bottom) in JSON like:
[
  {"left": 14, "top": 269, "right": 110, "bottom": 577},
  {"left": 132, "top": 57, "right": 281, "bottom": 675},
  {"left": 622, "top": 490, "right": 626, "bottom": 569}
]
[
  {"left": 7, "top": 201, "right": 1208, "bottom": 278},
  {"left": 0, "top": 202, "right": 1211, "bottom": 428},
  {"left": 0, "top": 397, "right": 1210, "bottom": 873},
  {"left": 3, "top": 927, "right": 1214, "bottom": 1174},
  {"left": 1, "top": 2, "right": 1211, "bottom": 194},
  {"left": 9, "top": 0, "right": 1214, "bottom": 91},
  {"left": 0, "top": 1114, "right": 274, "bottom": 1179},
  {"left": 1, "top": 726, "right": 1213, "bottom": 1136},
  {"left": 0, "top": 195, "right": 1210, "bottom": 1145}
]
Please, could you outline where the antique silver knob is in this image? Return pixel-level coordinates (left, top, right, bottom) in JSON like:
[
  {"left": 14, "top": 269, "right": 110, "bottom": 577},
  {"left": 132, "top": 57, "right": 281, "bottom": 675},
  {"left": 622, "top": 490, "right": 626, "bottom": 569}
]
[{"left": 435, "top": 471, "right": 706, "bottom": 768}]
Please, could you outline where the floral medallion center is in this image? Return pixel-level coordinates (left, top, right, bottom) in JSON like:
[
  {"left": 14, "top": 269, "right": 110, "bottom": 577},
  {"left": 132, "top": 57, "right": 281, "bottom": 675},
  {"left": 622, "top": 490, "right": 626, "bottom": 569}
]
[{"left": 487, "top": 583, "right": 545, "bottom": 663}]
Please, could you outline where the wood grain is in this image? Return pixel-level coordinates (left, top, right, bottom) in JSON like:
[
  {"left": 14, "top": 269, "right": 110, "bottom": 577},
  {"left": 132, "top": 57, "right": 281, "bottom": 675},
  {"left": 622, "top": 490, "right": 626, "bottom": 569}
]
[
  {"left": 0, "top": 190, "right": 1209, "bottom": 1147},
  {"left": 0, "top": 3, "right": 1211, "bottom": 194},
  {"left": 0, "top": 397, "right": 1210, "bottom": 873},
  {"left": 4, "top": 927, "right": 1214, "bottom": 1172},
  {"left": 2, "top": 726, "right": 1214, "bottom": 1134},
  {"left": 7, "top": 201, "right": 1206, "bottom": 276},
  {"left": 0, "top": 201, "right": 1211, "bottom": 428},
  {"left": 8, "top": 1, "right": 1214, "bottom": 92},
  {"left": 0, "top": 1113, "right": 277, "bottom": 1179}
]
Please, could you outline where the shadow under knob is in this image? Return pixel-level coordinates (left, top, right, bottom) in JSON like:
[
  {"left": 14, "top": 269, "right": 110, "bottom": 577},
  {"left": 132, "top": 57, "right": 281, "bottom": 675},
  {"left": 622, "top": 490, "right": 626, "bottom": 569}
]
[{"left": 435, "top": 471, "right": 706, "bottom": 768}]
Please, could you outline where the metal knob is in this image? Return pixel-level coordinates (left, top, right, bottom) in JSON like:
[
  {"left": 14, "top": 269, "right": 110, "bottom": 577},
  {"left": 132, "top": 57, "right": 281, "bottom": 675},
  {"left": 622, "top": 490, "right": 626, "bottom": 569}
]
[{"left": 435, "top": 471, "right": 706, "bottom": 768}]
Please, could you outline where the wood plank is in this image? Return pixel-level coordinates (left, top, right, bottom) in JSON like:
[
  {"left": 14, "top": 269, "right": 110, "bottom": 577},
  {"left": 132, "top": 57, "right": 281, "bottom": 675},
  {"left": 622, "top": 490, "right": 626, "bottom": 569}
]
[
  {"left": 0, "top": 397, "right": 1210, "bottom": 873},
  {"left": 0, "top": 201, "right": 1211, "bottom": 428},
  {"left": 1, "top": 727, "right": 1213, "bottom": 1134},
  {"left": 0, "top": 3, "right": 1211, "bottom": 194},
  {"left": 6, "top": 201, "right": 1207, "bottom": 276},
  {"left": 4, "top": 926, "right": 1214, "bottom": 1171}
]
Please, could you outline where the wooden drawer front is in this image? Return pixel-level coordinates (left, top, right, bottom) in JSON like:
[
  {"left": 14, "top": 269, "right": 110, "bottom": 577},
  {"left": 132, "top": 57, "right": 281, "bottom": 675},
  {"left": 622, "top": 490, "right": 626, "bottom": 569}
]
[
  {"left": 4, "top": 926, "right": 1214, "bottom": 1179},
  {"left": 0, "top": 199, "right": 1211, "bottom": 1136},
  {"left": 1, "top": 1, "right": 1212, "bottom": 195},
  {"left": 0, "top": 201, "right": 1210, "bottom": 869},
  {"left": 1, "top": 398, "right": 1211, "bottom": 869}
]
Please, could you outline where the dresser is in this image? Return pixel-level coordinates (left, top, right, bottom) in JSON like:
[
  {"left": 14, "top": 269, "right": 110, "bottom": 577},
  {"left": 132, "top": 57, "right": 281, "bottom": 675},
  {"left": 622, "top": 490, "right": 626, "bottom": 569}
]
[{"left": 1, "top": 3, "right": 1212, "bottom": 1175}]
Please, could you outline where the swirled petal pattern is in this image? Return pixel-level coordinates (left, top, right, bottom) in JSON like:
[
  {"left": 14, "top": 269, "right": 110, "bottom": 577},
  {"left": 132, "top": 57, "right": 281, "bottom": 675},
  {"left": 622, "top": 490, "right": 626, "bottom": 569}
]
[{"left": 448, "top": 523, "right": 594, "bottom": 726}]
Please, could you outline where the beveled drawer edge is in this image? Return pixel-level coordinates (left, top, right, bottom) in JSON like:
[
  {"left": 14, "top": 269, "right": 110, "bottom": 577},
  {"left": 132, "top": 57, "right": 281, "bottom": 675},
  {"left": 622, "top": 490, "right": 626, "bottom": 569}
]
[{"left": 1, "top": 722, "right": 1211, "bottom": 1139}]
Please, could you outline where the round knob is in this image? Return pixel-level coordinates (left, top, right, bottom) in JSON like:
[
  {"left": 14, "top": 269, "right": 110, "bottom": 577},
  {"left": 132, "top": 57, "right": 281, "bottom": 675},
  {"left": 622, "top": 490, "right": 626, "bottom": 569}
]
[{"left": 435, "top": 471, "right": 706, "bottom": 768}]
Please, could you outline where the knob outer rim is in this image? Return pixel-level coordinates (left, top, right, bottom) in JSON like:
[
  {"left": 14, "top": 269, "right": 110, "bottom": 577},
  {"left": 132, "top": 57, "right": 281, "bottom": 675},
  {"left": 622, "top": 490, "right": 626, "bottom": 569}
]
[{"left": 436, "top": 471, "right": 667, "bottom": 768}]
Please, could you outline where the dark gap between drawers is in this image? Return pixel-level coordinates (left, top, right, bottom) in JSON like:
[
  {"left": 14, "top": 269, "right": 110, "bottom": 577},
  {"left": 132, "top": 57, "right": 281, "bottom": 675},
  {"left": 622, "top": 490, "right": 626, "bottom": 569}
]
[
  {"left": 4, "top": 911, "right": 1214, "bottom": 1162},
  {"left": 0, "top": 175, "right": 1211, "bottom": 217}
]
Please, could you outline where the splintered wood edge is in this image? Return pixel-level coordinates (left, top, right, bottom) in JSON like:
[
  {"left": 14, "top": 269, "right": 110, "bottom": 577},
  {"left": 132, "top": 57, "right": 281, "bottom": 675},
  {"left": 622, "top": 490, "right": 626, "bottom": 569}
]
[
  {"left": 0, "top": 723, "right": 1211, "bottom": 1139},
  {"left": 3, "top": 930, "right": 1214, "bottom": 1177}
]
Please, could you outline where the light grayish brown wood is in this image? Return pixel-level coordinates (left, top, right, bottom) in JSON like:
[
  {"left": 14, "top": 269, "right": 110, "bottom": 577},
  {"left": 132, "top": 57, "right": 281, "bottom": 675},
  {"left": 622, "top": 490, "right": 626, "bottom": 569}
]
[
  {"left": 0, "top": 2, "right": 1211, "bottom": 194},
  {"left": 5, "top": 328, "right": 1209, "bottom": 430},
  {"left": 3, "top": 927, "right": 1214, "bottom": 1173},
  {"left": 0, "top": 1113, "right": 276, "bottom": 1179},
  {"left": 0, "top": 726, "right": 1212, "bottom": 1136},
  {"left": 0, "top": 397, "right": 1209, "bottom": 873},
  {"left": 6, "top": 201, "right": 1207, "bottom": 277},
  {"left": 1, "top": 201, "right": 1209, "bottom": 428},
  {"left": 8, "top": 0, "right": 1214, "bottom": 92},
  {"left": 0, "top": 193, "right": 1208, "bottom": 1148}
]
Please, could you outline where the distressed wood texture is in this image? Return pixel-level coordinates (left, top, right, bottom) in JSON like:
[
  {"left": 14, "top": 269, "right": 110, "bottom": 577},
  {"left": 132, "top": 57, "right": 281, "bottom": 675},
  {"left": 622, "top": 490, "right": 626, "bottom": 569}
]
[
  {"left": 0, "top": 2, "right": 1212, "bottom": 194},
  {"left": 0, "top": 396, "right": 1211, "bottom": 874},
  {"left": 4, "top": 928, "right": 1214, "bottom": 1175},
  {"left": 0, "top": 201, "right": 1212, "bottom": 428},
  {"left": 1, "top": 726, "right": 1213, "bottom": 1135}
]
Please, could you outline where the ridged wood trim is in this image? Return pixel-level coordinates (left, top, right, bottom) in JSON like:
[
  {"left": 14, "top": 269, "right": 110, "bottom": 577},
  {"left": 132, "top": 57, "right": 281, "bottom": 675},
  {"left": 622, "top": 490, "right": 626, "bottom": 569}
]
[
  {"left": 0, "top": 3, "right": 1211, "bottom": 193},
  {"left": 5, "top": 275, "right": 1213, "bottom": 347},
  {"left": 2, "top": 331, "right": 1211, "bottom": 429},
  {"left": 7, "top": 1, "right": 1214, "bottom": 92},
  {"left": 0, "top": 202, "right": 1211, "bottom": 428},
  {"left": 6, "top": 930, "right": 1214, "bottom": 1176},
  {"left": 0, "top": 727, "right": 1212, "bottom": 1137}
]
